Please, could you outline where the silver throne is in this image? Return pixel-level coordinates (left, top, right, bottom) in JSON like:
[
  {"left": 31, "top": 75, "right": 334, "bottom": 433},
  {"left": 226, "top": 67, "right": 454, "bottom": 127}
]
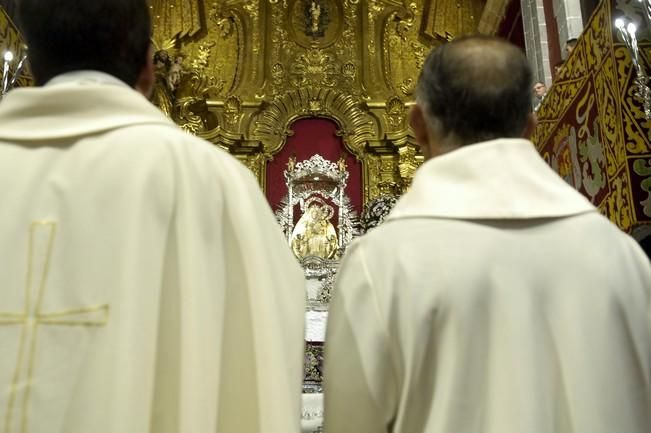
[{"left": 276, "top": 154, "right": 359, "bottom": 310}]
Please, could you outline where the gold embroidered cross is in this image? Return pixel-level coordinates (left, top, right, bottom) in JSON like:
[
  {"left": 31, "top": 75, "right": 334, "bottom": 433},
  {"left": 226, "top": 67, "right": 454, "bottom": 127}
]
[{"left": 0, "top": 221, "right": 109, "bottom": 433}]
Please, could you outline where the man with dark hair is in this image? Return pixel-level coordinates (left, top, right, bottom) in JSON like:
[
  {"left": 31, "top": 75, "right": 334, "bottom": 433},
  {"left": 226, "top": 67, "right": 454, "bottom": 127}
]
[
  {"left": 412, "top": 35, "right": 534, "bottom": 149},
  {"left": 18, "top": 0, "right": 152, "bottom": 88},
  {"left": 323, "top": 35, "right": 651, "bottom": 433},
  {"left": 566, "top": 37, "right": 578, "bottom": 57},
  {"left": 0, "top": 1, "right": 305, "bottom": 432}
]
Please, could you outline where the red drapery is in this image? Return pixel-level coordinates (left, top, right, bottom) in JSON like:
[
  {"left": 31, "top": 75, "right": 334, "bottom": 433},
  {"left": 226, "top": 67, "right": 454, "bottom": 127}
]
[{"left": 266, "top": 118, "right": 363, "bottom": 215}]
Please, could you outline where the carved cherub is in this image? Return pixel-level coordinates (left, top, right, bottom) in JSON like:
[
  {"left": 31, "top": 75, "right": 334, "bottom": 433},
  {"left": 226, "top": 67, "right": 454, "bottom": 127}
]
[
  {"left": 287, "top": 154, "right": 297, "bottom": 172},
  {"left": 166, "top": 54, "right": 184, "bottom": 92},
  {"left": 337, "top": 155, "right": 347, "bottom": 172}
]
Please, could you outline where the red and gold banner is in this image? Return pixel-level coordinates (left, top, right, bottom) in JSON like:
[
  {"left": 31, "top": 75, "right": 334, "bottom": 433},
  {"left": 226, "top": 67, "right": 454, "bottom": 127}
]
[{"left": 532, "top": 0, "right": 651, "bottom": 237}]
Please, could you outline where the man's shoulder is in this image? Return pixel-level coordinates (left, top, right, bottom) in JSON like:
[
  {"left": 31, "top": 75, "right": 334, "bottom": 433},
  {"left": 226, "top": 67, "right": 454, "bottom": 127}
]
[
  {"left": 108, "top": 123, "right": 244, "bottom": 168},
  {"left": 349, "top": 219, "right": 419, "bottom": 259}
]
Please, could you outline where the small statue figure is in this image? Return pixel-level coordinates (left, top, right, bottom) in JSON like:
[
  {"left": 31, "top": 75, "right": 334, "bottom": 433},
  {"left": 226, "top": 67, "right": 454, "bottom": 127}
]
[
  {"left": 287, "top": 154, "right": 297, "bottom": 172},
  {"left": 166, "top": 55, "right": 184, "bottom": 92},
  {"left": 291, "top": 201, "right": 338, "bottom": 260},
  {"left": 151, "top": 50, "right": 174, "bottom": 117},
  {"left": 310, "top": 1, "right": 321, "bottom": 34},
  {"left": 154, "top": 50, "right": 171, "bottom": 71},
  {"left": 337, "top": 155, "right": 347, "bottom": 173}
]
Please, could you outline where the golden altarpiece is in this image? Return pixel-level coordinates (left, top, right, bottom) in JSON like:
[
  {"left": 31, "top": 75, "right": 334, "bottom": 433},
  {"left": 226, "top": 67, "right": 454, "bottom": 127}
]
[{"left": 148, "top": 0, "right": 492, "bottom": 199}]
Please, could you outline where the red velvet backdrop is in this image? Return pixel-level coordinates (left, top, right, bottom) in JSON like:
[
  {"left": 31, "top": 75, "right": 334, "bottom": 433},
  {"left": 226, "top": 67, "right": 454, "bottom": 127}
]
[{"left": 266, "top": 118, "right": 362, "bottom": 215}]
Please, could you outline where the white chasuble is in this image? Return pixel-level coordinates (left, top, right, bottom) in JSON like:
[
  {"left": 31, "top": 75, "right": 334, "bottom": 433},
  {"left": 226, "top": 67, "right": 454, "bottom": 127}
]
[
  {"left": 0, "top": 78, "right": 305, "bottom": 433},
  {"left": 324, "top": 139, "right": 651, "bottom": 433}
]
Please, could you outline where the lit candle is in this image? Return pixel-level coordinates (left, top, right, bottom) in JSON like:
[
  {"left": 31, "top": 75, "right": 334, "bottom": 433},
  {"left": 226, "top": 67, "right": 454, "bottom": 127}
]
[
  {"left": 615, "top": 18, "right": 631, "bottom": 55},
  {"left": 615, "top": 18, "right": 628, "bottom": 44},
  {"left": 615, "top": 19, "right": 643, "bottom": 76},
  {"left": 2, "top": 51, "right": 14, "bottom": 96},
  {"left": 627, "top": 22, "right": 642, "bottom": 75},
  {"left": 8, "top": 54, "right": 27, "bottom": 89}
]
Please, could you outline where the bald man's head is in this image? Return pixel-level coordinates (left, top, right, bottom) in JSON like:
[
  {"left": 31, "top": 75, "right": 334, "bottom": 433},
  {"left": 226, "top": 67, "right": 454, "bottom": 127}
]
[{"left": 415, "top": 35, "right": 533, "bottom": 146}]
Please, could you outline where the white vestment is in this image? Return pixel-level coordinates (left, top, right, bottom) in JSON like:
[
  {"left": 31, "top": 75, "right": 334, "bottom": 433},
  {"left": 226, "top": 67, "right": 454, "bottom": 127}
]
[
  {"left": 324, "top": 139, "right": 651, "bottom": 433},
  {"left": 0, "top": 75, "right": 305, "bottom": 433}
]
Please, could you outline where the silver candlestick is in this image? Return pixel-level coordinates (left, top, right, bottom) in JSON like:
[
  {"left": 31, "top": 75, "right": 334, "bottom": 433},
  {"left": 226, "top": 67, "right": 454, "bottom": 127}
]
[
  {"left": 1, "top": 50, "right": 28, "bottom": 99},
  {"left": 616, "top": 18, "right": 651, "bottom": 119},
  {"left": 1, "top": 50, "right": 13, "bottom": 96},
  {"left": 639, "top": 0, "right": 651, "bottom": 28}
]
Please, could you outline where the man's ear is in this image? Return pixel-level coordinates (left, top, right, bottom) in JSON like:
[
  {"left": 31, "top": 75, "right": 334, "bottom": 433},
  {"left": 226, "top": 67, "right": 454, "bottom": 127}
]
[
  {"left": 409, "top": 105, "right": 432, "bottom": 157},
  {"left": 136, "top": 45, "right": 155, "bottom": 98},
  {"left": 522, "top": 112, "right": 538, "bottom": 139}
]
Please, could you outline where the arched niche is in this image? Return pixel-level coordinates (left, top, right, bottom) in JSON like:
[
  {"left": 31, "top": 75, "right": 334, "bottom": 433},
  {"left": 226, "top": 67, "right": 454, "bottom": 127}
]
[{"left": 266, "top": 117, "right": 363, "bottom": 216}]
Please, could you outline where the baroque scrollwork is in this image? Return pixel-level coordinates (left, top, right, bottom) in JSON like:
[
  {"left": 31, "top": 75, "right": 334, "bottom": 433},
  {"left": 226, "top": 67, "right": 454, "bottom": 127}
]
[
  {"left": 252, "top": 88, "right": 375, "bottom": 155},
  {"left": 383, "top": 2, "right": 421, "bottom": 96},
  {"left": 290, "top": 49, "right": 340, "bottom": 88},
  {"left": 384, "top": 96, "right": 407, "bottom": 130},
  {"left": 397, "top": 143, "right": 421, "bottom": 187}
]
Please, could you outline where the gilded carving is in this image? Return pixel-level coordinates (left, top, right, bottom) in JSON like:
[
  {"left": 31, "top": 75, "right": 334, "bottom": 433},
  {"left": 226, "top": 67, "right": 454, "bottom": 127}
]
[
  {"left": 367, "top": 0, "right": 384, "bottom": 57},
  {"left": 338, "top": 3, "right": 358, "bottom": 60},
  {"left": 176, "top": 97, "right": 209, "bottom": 134},
  {"left": 383, "top": 2, "right": 425, "bottom": 97},
  {"left": 288, "top": 0, "right": 344, "bottom": 48},
  {"left": 237, "top": 152, "right": 267, "bottom": 185},
  {"left": 205, "top": 3, "right": 244, "bottom": 96},
  {"left": 384, "top": 96, "right": 407, "bottom": 131},
  {"left": 252, "top": 88, "right": 374, "bottom": 155},
  {"left": 272, "top": 63, "right": 286, "bottom": 88},
  {"left": 397, "top": 144, "right": 421, "bottom": 188},
  {"left": 364, "top": 155, "right": 382, "bottom": 200},
  {"left": 146, "top": 0, "right": 478, "bottom": 206},
  {"left": 150, "top": 0, "right": 202, "bottom": 47},
  {"left": 341, "top": 62, "right": 357, "bottom": 81},
  {"left": 420, "top": 0, "right": 485, "bottom": 43},
  {"left": 224, "top": 96, "right": 244, "bottom": 129},
  {"left": 290, "top": 49, "right": 340, "bottom": 88}
]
